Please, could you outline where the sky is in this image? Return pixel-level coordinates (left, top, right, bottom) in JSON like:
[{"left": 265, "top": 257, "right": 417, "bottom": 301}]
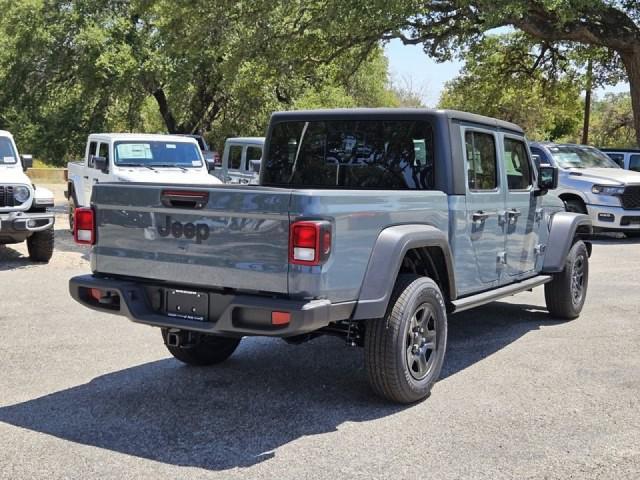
[{"left": 384, "top": 39, "right": 630, "bottom": 107}]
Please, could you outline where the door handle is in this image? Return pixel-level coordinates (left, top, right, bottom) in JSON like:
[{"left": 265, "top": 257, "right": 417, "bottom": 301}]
[
  {"left": 83, "top": 176, "right": 89, "bottom": 180},
  {"left": 92, "top": 178, "right": 99, "bottom": 184},
  {"left": 472, "top": 211, "right": 491, "bottom": 222},
  {"left": 507, "top": 208, "right": 521, "bottom": 224}
]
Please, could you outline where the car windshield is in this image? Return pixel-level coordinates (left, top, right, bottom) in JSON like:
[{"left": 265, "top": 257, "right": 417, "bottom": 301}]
[
  {"left": 262, "top": 120, "right": 435, "bottom": 189},
  {"left": 0, "top": 137, "right": 17, "bottom": 165},
  {"left": 114, "top": 141, "right": 203, "bottom": 167},
  {"left": 549, "top": 145, "right": 619, "bottom": 169}
]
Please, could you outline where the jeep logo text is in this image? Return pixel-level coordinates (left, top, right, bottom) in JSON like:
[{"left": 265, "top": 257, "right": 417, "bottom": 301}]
[{"left": 157, "top": 216, "right": 210, "bottom": 244}]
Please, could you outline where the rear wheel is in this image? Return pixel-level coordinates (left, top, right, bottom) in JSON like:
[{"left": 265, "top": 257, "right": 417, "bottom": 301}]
[
  {"left": 365, "top": 275, "right": 447, "bottom": 404},
  {"left": 27, "top": 229, "right": 54, "bottom": 262},
  {"left": 544, "top": 240, "right": 589, "bottom": 320},
  {"left": 162, "top": 329, "right": 241, "bottom": 366}
]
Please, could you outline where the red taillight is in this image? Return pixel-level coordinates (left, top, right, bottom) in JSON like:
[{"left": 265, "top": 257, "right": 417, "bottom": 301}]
[
  {"left": 74, "top": 207, "right": 95, "bottom": 245},
  {"left": 289, "top": 221, "right": 331, "bottom": 266}
]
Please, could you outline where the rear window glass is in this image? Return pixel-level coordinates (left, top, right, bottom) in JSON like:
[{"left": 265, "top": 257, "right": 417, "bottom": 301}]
[
  {"left": 630, "top": 154, "right": 640, "bottom": 172},
  {"left": 0, "top": 137, "right": 17, "bottom": 164},
  {"left": 262, "top": 120, "right": 435, "bottom": 189},
  {"left": 114, "top": 141, "right": 202, "bottom": 167}
]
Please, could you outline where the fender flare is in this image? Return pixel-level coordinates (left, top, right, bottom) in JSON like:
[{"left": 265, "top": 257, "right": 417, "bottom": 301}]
[
  {"left": 352, "top": 224, "right": 455, "bottom": 320},
  {"left": 542, "top": 212, "right": 592, "bottom": 273}
]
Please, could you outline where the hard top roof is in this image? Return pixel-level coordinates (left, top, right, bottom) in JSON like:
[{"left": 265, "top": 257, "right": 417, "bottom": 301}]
[
  {"left": 88, "top": 133, "right": 199, "bottom": 143},
  {"left": 225, "top": 137, "right": 265, "bottom": 144},
  {"left": 269, "top": 108, "right": 524, "bottom": 134}
]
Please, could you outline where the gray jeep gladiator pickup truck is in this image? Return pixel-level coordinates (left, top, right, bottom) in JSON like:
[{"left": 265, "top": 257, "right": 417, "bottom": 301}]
[{"left": 69, "top": 109, "right": 592, "bottom": 403}]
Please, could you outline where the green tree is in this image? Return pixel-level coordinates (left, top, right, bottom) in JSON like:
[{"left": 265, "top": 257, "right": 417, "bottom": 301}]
[
  {"left": 384, "top": 1, "right": 640, "bottom": 144},
  {"left": 438, "top": 34, "right": 582, "bottom": 140},
  {"left": 590, "top": 92, "right": 637, "bottom": 147}
]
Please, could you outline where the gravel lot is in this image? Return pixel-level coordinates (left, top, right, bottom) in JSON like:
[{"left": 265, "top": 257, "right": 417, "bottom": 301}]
[{"left": 0, "top": 185, "right": 639, "bottom": 479}]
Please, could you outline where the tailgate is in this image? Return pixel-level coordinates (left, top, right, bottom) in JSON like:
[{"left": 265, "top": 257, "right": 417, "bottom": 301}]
[{"left": 92, "top": 183, "right": 292, "bottom": 294}]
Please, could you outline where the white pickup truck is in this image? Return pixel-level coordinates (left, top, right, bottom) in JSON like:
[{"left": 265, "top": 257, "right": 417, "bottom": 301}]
[
  {"left": 66, "top": 133, "right": 222, "bottom": 229},
  {"left": 0, "top": 130, "right": 55, "bottom": 262},
  {"left": 214, "top": 137, "right": 265, "bottom": 184}
]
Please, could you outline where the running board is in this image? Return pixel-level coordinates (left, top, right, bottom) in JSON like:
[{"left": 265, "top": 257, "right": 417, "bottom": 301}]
[{"left": 451, "top": 275, "right": 552, "bottom": 313}]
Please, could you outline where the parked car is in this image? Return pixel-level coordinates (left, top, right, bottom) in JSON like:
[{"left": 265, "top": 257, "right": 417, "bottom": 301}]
[
  {"left": 529, "top": 142, "right": 640, "bottom": 237},
  {"left": 66, "top": 133, "right": 222, "bottom": 230},
  {"left": 178, "top": 134, "right": 216, "bottom": 170},
  {"left": 0, "top": 130, "right": 55, "bottom": 262},
  {"left": 70, "top": 109, "right": 591, "bottom": 404},
  {"left": 213, "top": 137, "right": 265, "bottom": 184},
  {"left": 600, "top": 148, "right": 640, "bottom": 172}
]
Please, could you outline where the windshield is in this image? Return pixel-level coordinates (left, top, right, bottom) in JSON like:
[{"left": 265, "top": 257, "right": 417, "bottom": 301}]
[
  {"left": 0, "top": 137, "right": 17, "bottom": 165},
  {"left": 549, "top": 145, "right": 620, "bottom": 169},
  {"left": 262, "top": 120, "right": 435, "bottom": 189},
  {"left": 114, "top": 141, "right": 203, "bottom": 167}
]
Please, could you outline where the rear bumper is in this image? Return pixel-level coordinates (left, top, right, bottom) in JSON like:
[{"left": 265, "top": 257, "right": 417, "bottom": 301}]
[{"left": 69, "top": 274, "right": 354, "bottom": 337}]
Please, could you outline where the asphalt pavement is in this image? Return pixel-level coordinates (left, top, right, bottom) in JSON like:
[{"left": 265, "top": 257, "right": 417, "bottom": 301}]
[{"left": 0, "top": 186, "right": 638, "bottom": 479}]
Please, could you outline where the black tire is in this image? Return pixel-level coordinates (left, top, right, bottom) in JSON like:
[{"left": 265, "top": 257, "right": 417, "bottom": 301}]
[
  {"left": 365, "top": 275, "right": 448, "bottom": 404},
  {"left": 625, "top": 231, "right": 640, "bottom": 238},
  {"left": 27, "top": 229, "right": 54, "bottom": 262},
  {"left": 564, "top": 198, "right": 587, "bottom": 214},
  {"left": 162, "top": 329, "right": 241, "bottom": 366},
  {"left": 68, "top": 195, "right": 76, "bottom": 233},
  {"left": 544, "top": 240, "right": 589, "bottom": 320}
]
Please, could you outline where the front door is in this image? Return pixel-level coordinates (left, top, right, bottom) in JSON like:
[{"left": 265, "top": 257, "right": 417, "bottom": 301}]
[
  {"left": 464, "top": 129, "right": 506, "bottom": 287},
  {"left": 503, "top": 136, "right": 539, "bottom": 277},
  {"left": 87, "top": 142, "right": 111, "bottom": 203}
]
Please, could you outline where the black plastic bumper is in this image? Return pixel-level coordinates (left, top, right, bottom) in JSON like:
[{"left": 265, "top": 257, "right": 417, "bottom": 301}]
[
  {"left": 0, "top": 211, "right": 55, "bottom": 234},
  {"left": 69, "top": 274, "right": 355, "bottom": 337}
]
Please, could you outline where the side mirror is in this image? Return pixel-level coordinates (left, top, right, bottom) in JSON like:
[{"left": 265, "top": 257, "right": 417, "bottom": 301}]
[
  {"left": 536, "top": 164, "right": 558, "bottom": 195},
  {"left": 93, "top": 155, "right": 108, "bottom": 173},
  {"left": 21, "top": 154, "right": 33, "bottom": 171}
]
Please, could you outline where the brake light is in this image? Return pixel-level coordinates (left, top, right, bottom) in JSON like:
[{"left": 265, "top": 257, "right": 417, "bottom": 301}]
[
  {"left": 74, "top": 207, "right": 95, "bottom": 245},
  {"left": 289, "top": 221, "right": 331, "bottom": 266}
]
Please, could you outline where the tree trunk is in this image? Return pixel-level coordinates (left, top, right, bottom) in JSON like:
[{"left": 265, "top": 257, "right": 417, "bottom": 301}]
[
  {"left": 152, "top": 88, "right": 178, "bottom": 133},
  {"left": 582, "top": 59, "right": 592, "bottom": 145},
  {"left": 621, "top": 51, "right": 640, "bottom": 147}
]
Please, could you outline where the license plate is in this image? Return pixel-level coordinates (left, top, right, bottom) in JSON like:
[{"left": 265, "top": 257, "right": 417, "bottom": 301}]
[{"left": 165, "top": 289, "right": 209, "bottom": 321}]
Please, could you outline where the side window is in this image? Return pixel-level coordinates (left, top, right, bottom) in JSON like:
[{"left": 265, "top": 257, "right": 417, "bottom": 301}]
[
  {"left": 228, "top": 145, "right": 242, "bottom": 170},
  {"left": 465, "top": 131, "right": 497, "bottom": 191},
  {"left": 629, "top": 154, "right": 640, "bottom": 172},
  {"left": 98, "top": 143, "right": 109, "bottom": 162},
  {"left": 504, "top": 138, "right": 532, "bottom": 190},
  {"left": 246, "top": 146, "right": 262, "bottom": 167},
  {"left": 87, "top": 141, "right": 98, "bottom": 167},
  {"left": 606, "top": 153, "right": 625, "bottom": 168}
]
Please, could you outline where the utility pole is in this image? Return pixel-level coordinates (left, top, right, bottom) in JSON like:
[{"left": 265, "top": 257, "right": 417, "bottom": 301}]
[{"left": 582, "top": 59, "right": 593, "bottom": 145}]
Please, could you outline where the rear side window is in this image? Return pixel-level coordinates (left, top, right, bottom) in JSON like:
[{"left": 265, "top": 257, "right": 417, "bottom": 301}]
[
  {"left": 0, "top": 137, "right": 17, "bottom": 164},
  {"left": 246, "top": 146, "right": 262, "bottom": 162},
  {"left": 262, "top": 120, "right": 435, "bottom": 189},
  {"left": 465, "top": 131, "right": 497, "bottom": 190},
  {"left": 228, "top": 146, "right": 242, "bottom": 170},
  {"left": 630, "top": 154, "right": 640, "bottom": 172},
  {"left": 87, "top": 141, "right": 98, "bottom": 167},
  {"left": 504, "top": 138, "right": 532, "bottom": 190}
]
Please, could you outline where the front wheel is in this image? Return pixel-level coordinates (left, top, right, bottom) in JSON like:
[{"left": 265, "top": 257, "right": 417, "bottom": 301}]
[
  {"left": 365, "top": 276, "right": 448, "bottom": 404},
  {"left": 544, "top": 240, "right": 589, "bottom": 320},
  {"left": 162, "top": 329, "right": 241, "bottom": 366},
  {"left": 27, "top": 229, "right": 54, "bottom": 262}
]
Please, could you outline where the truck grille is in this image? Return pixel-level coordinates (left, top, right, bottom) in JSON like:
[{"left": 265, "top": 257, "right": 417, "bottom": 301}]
[
  {"left": 621, "top": 186, "right": 640, "bottom": 210},
  {"left": 0, "top": 186, "right": 15, "bottom": 207}
]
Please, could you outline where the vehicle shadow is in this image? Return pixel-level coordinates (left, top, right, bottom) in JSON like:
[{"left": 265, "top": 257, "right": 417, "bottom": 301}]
[
  {"left": 0, "top": 245, "right": 33, "bottom": 271},
  {"left": 0, "top": 301, "right": 560, "bottom": 471}
]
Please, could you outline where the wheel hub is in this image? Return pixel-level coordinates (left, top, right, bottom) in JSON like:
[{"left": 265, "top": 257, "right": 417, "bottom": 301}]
[
  {"left": 571, "top": 254, "right": 585, "bottom": 305},
  {"left": 405, "top": 303, "right": 437, "bottom": 380}
]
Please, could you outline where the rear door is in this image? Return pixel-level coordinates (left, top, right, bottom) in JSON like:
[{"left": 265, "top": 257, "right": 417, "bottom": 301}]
[
  {"left": 463, "top": 128, "right": 506, "bottom": 286},
  {"left": 225, "top": 144, "right": 245, "bottom": 183},
  {"left": 502, "top": 135, "right": 539, "bottom": 277}
]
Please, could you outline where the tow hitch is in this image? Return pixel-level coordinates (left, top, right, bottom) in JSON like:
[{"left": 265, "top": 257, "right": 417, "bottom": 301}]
[{"left": 164, "top": 329, "right": 200, "bottom": 349}]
